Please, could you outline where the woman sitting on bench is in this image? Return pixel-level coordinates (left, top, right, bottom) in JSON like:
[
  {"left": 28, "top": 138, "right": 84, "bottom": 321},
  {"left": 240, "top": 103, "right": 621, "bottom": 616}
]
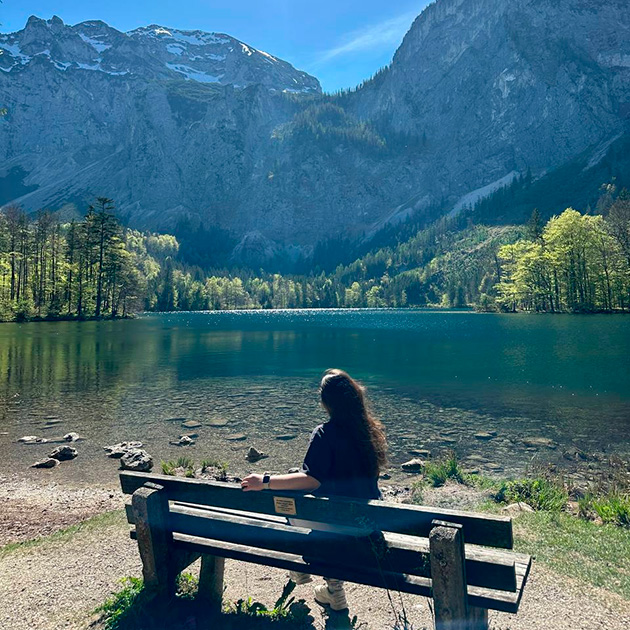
[{"left": 241, "top": 368, "right": 388, "bottom": 611}]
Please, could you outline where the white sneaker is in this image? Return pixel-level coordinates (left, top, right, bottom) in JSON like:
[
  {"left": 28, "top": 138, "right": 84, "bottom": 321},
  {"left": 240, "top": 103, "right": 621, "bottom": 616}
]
[
  {"left": 314, "top": 583, "right": 348, "bottom": 611},
  {"left": 289, "top": 571, "right": 313, "bottom": 585}
]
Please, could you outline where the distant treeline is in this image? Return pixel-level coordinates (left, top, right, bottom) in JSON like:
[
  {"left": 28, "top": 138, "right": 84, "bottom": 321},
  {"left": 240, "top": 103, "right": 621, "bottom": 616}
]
[
  {"left": 493, "top": 196, "right": 630, "bottom": 313},
  {"left": 1, "top": 188, "right": 629, "bottom": 321}
]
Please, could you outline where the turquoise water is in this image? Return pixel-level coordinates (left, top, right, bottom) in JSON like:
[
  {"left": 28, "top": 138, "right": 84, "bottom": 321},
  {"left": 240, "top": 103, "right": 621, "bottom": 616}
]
[{"left": 1, "top": 310, "right": 629, "bottom": 485}]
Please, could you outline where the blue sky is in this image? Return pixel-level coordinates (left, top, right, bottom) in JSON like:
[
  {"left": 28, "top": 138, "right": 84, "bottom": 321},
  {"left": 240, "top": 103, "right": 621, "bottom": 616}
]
[{"left": 0, "top": 0, "right": 431, "bottom": 92}]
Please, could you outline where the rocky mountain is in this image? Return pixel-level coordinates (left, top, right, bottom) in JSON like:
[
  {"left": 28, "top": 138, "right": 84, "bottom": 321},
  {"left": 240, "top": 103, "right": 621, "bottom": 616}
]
[{"left": 0, "top": 1, "right": 629, "bottom": 267}]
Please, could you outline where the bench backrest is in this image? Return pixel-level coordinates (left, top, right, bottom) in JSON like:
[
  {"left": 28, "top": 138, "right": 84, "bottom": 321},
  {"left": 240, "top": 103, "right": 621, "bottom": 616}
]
[{"left": 120, "top": 471, "right": 513, "bottom": 549}]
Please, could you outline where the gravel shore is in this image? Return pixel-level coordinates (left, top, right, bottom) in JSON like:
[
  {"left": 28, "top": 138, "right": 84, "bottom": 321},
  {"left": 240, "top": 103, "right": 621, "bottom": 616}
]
[{"left": 1, "top": 480, "right": 629, "bottom": 629}]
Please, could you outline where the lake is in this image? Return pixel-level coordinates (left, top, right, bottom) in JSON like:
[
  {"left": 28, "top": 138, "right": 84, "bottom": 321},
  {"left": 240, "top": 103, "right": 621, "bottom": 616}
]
[{"left": 1, "top": 309, "right": 629, "bottom": 486}]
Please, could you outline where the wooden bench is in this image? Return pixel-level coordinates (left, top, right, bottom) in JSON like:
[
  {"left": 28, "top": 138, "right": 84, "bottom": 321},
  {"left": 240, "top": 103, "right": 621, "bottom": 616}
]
[{"left": 120, "top": 471, "right": 531, "bottom": 629}]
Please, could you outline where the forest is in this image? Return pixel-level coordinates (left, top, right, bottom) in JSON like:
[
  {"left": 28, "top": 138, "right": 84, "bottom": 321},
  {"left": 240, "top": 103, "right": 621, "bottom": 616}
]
[{"left": 0, "top": 189, "right": 629, "bottom": 321}]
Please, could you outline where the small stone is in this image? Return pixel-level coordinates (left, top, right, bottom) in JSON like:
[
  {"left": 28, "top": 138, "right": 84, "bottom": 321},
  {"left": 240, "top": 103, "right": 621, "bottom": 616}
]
[
  {"left": 31, "top": 458, "right": 60, "bottom": 469},
  {"left": 226, "top": 433, "right": 247, "bottom": 442},
  {"left": 401, "top": 458, "right": 425, "bottom": 472},
  {"left": 502, "top": 502, "right": 534, "bottom": 515},
  {"left": 182, "top": 420, "right": 202, "bottom": 429},
  {"left": 120, "top": 449, "right": 153, "bottom": 472},
  {"left": 49, "top": 445, "right": 78, "bottom": 461},
  {"left": 18, "top": 435, "right": 48, "bottom": 444},
  {"left": 63, "top": 432, "right": 81, "bottom": 442},
  {"left": 485, "top": 462, "right": 504, "bottom": 471},
  {"left": 166, "top": 417, "right": 187, "bottom": 422},
  {"left": 207, "top": 418, "right": 229, "bottom": 427},
  {"left": 380, "top": 473, "right": 392, "bottom": 480},
  {"left": 246, "top": 447, "right": 268, "bottom": 463},
  {"left": 522, "top": 437, "right": 557, "bottom": 450},
  {"left": 463, "top": 468, "right": 480, "bottom": 475},
  {"left": 287, "top": 467, "right": 301, "bottom": 474},
  {"left": 474, "top": 432, "right": 496, "bottom": 441},
  {"left": 173, "top": 435, "right": 195, "bottom": 446},
  {"left": 409, "top": 449, "right": 431, "bottom": 458},
  {"left": 275, "top": 434, "right": 297, "bottom": 441}
]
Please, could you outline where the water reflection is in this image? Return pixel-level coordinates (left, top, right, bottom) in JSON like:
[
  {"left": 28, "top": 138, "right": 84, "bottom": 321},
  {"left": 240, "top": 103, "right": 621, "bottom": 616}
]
[{"left": 0, "top": 310, "right": 629, "bottom": 486}]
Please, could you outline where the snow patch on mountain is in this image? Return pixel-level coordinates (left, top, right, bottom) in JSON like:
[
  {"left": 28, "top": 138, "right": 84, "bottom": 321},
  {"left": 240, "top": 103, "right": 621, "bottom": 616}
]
[
  {"left": 78, "top": 33, "right": 112, "bottom": 53},
  {"left": 166, "top": 63, "right": 222, "bottom": 83}
]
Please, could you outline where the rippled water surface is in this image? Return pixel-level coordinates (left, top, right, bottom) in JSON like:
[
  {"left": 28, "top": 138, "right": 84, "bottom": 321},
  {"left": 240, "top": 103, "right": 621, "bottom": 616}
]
[{"left": 1, "top": 310, "right": 629, "bottom": 485}]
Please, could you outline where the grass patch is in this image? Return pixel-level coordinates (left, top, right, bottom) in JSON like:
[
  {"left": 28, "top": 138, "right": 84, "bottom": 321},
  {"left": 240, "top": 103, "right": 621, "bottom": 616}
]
[
  {"left": 94, "top": 576, "right": 316, "bottom": 630},
  {"left": 494, "top": 477, "right": 569, "bottom": 512},
  {"left": 0, "top": 510, "right": 125, "bottom": 557},
  {"left": 514, "top": 511, "right": 630, "bottom": 599},
  {"left": 161, "top": 457, "right": 196, "bottom": 477},
  {"left": 423, "top": 451, "right": 465, "bottom": 488}
]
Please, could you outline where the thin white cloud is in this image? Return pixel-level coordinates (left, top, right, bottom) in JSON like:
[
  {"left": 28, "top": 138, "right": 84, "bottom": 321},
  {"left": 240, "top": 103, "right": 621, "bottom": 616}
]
[{"left": 314, "top": 10, "right": 417, "bottom": 66}]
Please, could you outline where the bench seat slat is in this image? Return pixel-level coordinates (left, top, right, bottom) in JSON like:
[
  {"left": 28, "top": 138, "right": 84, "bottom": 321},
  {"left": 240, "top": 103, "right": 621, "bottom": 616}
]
[
  {"left": 166, "top": 503, "right": 518, "bottom": 592},
  {"left": 120, "top": 472, "right": 513, "bottom": 549},
  {"left": 164, "top": 532, "right": 526, "bottom": 614}
]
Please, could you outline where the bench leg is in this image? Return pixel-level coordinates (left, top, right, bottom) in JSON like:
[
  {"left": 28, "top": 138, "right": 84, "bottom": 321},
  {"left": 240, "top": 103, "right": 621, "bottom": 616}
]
[
  {"left": 198, "top": 554, "right": 225, "bottom": 611},
  {"left": 429, "top": 522, "right": 489, "bottom": 630},
  {"left": 132, "top": 483, "right": 176, "bottom": 598}
]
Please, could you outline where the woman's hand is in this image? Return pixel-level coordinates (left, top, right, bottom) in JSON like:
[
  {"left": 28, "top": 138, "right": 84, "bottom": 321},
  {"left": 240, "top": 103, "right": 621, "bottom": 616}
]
[{"left": 241, "top": 473, "right": 264, "bottom": 492}]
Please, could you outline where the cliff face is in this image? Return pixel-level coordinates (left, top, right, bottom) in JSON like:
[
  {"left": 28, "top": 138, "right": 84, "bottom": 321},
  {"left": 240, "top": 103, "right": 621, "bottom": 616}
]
[{"left": 1, "top": 2, "right": 629, "bottom": 264}]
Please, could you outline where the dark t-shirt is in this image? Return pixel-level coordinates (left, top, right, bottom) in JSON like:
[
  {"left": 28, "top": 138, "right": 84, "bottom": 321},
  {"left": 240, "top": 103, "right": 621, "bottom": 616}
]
[{"left": 301, "top": 420, "right": 381, "bottom": 500}]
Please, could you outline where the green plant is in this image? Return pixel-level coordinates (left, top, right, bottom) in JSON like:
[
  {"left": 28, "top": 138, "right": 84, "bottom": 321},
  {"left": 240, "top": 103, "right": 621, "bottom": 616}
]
[
  {"left": 494, "top": 477, "right": 568, "bottom": 512},
  {"left": 201, "top": 458, "right": 229, "bottom": 480},
  {"left": 176, "top": 572, "right": 199, "bottom": 599},
  {"left": 423, "top": 451, "right": 464, "bottom": 487},
  {"left": 588, "top": 493, "right": 630, "bottom": 527},
  {"left": 226, "top": 580, "right": 313, "bottom": 626},
  {"left": 94, "top": 577, "right": 146, "bottom": 630},
  {"left": 161, "top": 457, "right": 196, "bottom": 477},
  {"left": 161, "top": 460, "right": 175, "bottom": 475}
]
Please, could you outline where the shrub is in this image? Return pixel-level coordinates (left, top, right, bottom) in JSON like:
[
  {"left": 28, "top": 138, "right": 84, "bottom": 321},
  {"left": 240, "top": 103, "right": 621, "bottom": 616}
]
[{"left": 94, "top": 577, "right": 145, "bottom": 630}]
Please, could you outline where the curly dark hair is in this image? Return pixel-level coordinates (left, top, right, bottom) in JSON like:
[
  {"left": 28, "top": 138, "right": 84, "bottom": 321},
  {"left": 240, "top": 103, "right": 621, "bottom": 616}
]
[{"left": 319, "top": 368, "right": 388, "bottom": 475}]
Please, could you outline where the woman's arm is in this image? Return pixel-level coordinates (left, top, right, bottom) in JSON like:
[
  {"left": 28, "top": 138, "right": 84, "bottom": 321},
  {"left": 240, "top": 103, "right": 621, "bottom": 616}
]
[{"left": 241, "top": 472, "right": 321, "bottom": 492}]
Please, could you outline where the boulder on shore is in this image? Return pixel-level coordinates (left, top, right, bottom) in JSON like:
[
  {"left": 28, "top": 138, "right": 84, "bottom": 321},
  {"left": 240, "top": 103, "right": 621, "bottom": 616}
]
[
  {"left": 63, "top": 432, "right": 81, "bottom": 442},
  {"left": 49, "top": 445, "right": 78, "bottom": 461},
  {"left": 246, "top": 447, "right": 268, "bottom": 463},
  {"left": 502, "top": 502, "right": 535, "bottom": 515},
  {"left": 31, "top": 458, "right": 60, "bottom": 469},
  {"left": 120, "top": 449, "right": 153, "bottom": 472},
  {"left": 401, "top": 458, "right": 425, "bottom": 473}
]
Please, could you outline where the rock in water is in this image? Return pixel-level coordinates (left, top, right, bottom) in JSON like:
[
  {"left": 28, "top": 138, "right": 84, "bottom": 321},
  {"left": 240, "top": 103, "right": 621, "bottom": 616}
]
[
  {"left": 401, "top": 458, "right": 425, "bottom": 472},
  {"left": 31, "top": 458, "right": 60, "bottom": 469},
  {"left": 171, "top": 435, "right": 195, "bottom": 446},
  {"left": 120, "top": 449, "right": 153, "bottom": 472},
  {"left": 408, "top": 449, "right": 431, "bottom": 458},
  {"left": 63, "top": 432, "right": 81, "bottom": 442},
  {"left": 246, "top": 447, "right": 268, "bottom": 463},
  {"left": 182, "top": 420, "right": 202, "bottom": 429},
  {"left": 18, "top": 435, "right": 47, "bottom": 444},
  {"left": 522, "top": 437, "right": 557, "bottom": 449},
  {"left": 474, "top": 432, "right": 497, "bottom": 441},
  {"left": 49, "top": 446, "right": 78, "bottom": 461},
  {"left": 226, "top": 433, "right": 247, "bottom": 442},
  {"left": 104, "top": 442, "right": 143, "bottom": 458}
]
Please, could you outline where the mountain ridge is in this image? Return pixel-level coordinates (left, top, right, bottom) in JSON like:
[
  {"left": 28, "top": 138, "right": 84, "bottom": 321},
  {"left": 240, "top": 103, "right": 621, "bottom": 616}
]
[{"left": 1, "top": 1, "right": 629, "bottom": 267}]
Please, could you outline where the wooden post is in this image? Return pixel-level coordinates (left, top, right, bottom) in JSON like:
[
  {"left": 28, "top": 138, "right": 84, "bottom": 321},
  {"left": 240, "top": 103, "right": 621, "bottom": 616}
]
[
  {"left": 198, "top": 554, "right": 225, "bottom": 611},
  {"left": 429, "top": 521, "right": 489, "bottom": 630},
  {"left": 132, "top": 482, "right": 176, "bottom": 597}
]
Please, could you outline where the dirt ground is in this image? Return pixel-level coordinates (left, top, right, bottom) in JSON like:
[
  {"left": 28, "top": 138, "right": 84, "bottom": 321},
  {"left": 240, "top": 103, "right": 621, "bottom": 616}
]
[{"left": 0, "top": 479, "right": 629, "bottom": 630}]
